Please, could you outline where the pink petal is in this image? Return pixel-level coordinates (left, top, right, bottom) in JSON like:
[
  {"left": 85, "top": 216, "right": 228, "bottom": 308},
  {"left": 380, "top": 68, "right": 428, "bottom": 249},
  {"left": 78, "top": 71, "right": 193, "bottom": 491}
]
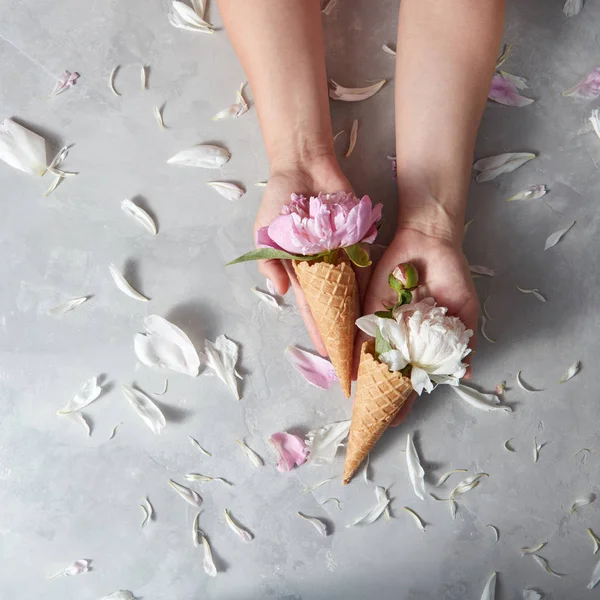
[
  {"left": 284, "top": 346, "right": 338, "bottom": 389},
  {"left": 255, "top": 226, "right": 282, "bottom": 249},
  {"left": 564, "top": 67, "right": 600, "bottom": 99},
  {"left": 270, "top": 432, "right": 309, "bottom": 472},
  {"left": 489, "top": 74, "right": 534, "bottom": 107},
  {"left": 49, "top": 70, "right": 80, "bottom": 98}
]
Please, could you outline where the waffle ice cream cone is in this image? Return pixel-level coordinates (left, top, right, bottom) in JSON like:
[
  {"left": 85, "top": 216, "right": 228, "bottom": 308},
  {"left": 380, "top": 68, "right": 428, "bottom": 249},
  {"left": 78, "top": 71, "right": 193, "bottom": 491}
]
[
  {"left": 293, "top": 258, "right": 356, "bottom": 398},
  {"left": 343, "top": 340, "right": 413, "bottom": 484}
]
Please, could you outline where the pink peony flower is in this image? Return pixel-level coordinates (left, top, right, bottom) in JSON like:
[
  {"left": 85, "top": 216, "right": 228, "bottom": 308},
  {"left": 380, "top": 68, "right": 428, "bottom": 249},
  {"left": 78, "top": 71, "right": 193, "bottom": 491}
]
[
  {"left": 564, "top": 66, "right": 600, "bottom": 99},
  {"left": 489, "top": 74, "right": 533, "bottom": 107},
  {"left": 256, "top": 192, "right": 382, "bottom": 255},
  {"left": 269, "top": 432, "right": 309, "bottom": 472}
]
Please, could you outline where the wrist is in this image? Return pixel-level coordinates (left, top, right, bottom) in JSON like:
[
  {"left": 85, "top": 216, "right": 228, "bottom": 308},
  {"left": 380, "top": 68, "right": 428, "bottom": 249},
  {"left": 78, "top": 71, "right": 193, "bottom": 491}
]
[{"left": 270, "top": 152, "right": 349, "bottom": 192}]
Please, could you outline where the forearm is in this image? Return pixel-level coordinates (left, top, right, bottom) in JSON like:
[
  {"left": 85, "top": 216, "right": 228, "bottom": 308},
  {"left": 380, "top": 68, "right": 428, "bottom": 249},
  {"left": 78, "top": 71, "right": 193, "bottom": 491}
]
[
  {"left": 217, "top": 0, "right": 334, "bottom": 173},
  {"left": 394, "top": 0, "right": 505, "bottom": 242}
]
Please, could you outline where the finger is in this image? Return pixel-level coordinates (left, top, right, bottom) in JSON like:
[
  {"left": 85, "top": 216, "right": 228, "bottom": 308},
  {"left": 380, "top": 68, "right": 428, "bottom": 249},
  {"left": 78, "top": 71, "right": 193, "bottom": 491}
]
[
  {"left": 390, "top": 392, "right": 417, "bottom": 427},
  {"left": 258, "top": 259, "right": 290, "bottom": 296},
  {"left": 283, "top": 261, "right": 328, "bottom": 356}
]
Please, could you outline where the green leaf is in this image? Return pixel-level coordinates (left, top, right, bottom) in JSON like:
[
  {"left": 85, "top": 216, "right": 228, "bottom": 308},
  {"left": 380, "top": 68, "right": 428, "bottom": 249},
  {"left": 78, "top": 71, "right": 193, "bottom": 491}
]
[
  {"left": 375, "top": 326, "right": 392, "bottom": 359},
  {"left": 343, "top": 244, "right": 372, "bottom": 267},
  {"left": 227, "top": 248, "right": 320, "bottom": 266}
]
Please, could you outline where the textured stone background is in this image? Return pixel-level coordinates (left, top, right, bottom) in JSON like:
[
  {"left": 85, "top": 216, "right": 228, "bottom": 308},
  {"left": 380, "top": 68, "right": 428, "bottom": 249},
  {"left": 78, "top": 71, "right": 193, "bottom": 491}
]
[{"left": 1, "top": 1, "right": 599, "bottom": 598}]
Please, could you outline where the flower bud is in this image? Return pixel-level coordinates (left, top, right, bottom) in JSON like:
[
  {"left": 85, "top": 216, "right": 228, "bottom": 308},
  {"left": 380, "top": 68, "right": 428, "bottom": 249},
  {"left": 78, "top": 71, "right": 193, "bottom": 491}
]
[{"left": 389, "top": 263, "right": 419, "bottom": 291}]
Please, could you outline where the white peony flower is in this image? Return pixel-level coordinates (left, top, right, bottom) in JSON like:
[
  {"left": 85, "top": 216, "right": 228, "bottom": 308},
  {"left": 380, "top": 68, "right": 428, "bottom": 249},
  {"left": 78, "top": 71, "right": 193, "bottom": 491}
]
[{"left": 356, "top": 298, "right": 472, "bottom": 395}]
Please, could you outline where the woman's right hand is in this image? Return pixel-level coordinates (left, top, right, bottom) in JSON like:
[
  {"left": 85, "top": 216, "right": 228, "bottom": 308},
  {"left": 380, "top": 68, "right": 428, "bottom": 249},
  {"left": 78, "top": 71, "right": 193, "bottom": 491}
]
[{"left": 255, "top": 154, "right": 352, "bottom": 355}]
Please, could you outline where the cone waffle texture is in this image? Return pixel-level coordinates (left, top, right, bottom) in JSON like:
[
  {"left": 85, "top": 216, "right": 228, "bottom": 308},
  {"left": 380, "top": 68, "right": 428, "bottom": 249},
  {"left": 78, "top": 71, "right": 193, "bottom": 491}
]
[
  {"left": 343, "top": 340, "right": 413, "bottom": 484},
  {"left": 293, "top": 259, "right": 356, "bottom": 398}
]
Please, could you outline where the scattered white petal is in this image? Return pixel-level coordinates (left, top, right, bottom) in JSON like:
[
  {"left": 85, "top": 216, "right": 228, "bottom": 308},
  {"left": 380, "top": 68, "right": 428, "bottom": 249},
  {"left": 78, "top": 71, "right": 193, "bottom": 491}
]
[
  {"left": 285, "top": 346, "right": 338, "bottom": 390},
  {"left": 435, "top": 469, "right": 468, "bottom": 487},
  {"left": 57, "top": 376, "right": 102, "bottom": 414},
  {"left": 168, "top": 0, "right": 214, "bottom": 33},
  {"left": 451, "top": 473, "right": 488, "bottom": 499},
  {"left": 167, "top": 145, "right": 230, "bottom": 168},
  {"left": 121, "top": 198, "right": 157, "bottom": 235},
  {"left": 564, "top": 0, "right": 585, "bottom": 17},
  {"left": 204, "top": 335, "right": 241, "bottom": 400},
  {"left": 185, "top": 473, "right": 232, "bottom": 486},
  {"left": 382, "top": 43, "right": 396, "bottom": 55},
  {"left": 589, "top": 559, "right": 600, "bottom": 589},
  {"left": 506, "top": 184, "right": 547, "bottom": 202},
  {"left": 207, "top": 181, "right": 245, "bottom": 201},
  {"left": 329, "top": 79, "right": 387, "bottom": 101},
  {"left": 473, "top": 152, "right": 536, "bottom": 183},
  {"left": 108, "top": 422, "right": 123, "bottom": 440},
  {"left": 109, "top": 264, "right": 150, "bottom": 302},
  {"left": 520, "top": 542, "right": 546, "bottom": 556},
  {"left": 544, "top": 221, "right": 575, "bottom": 250},
  {"left": 375, "top": 486, "right": 391, "bottom": 521},
  {"left": 213, "top": 104, "right": 243, "bottom": 120},
  {"left": 109, "top": 65, "right": 121, "bottom": 97},
  {"left": 140, "top": 504, "right": 149, "bottom": 528},
  {"left": 483, "top": 297, "right": 493, "bottom": 320},
  {"left": 403, "top": 507, "right": 426, "bottom": 532},
  {"left": 49, "top": 296, "right": 89, "bottom": 316},
  {"left": 464, "top": 218, "right": 475, "bottom": 238},
  {"left": 144, "top": 497, "right": 154, "bottom": 522},
  {"left": 256, "top": 180, "right": 268, "bottom": 187},
  {"left": 480, "top": 315, "right": 496, "bottom": 343},
  {"left": 531, "top": 554, "right": 564, "bottom": 578},
  {"left": 122, "top": 386, "right": 166, "bottom": 435},
  {"left": 305, "top": 420, "right": 350, "bottom": 465},
  {"left": 345, "top": 119, "right": 358, "bottom": 157},
  {"left": 44, "top": 173, "right": 64, "bottom": 196},
  {"left": 99, "top": 592, "right": 135, "bottom": 600},
  {"left": 251, "top": 287, "right": 281, "bottom": 310},
  {"left": 480, "top": 572, "right": 497, "bottom": 600},
  {"left": 406, "top": 434, "right": 426, "bottom": 500},
  {"left": 169, "top": 479, "right": 202, "bottom": 508},
  {"left": 570, "top": 493, "right": 596, "bottom": 514},
  {"left": 153, "top": 106, "right": 166, "bottom": 130},
  {"left": 321, "top": 0, "right": 338, "bottom": 15},
  {"left": 470, "top": 265, "right": 495, "bottom": 276},
  {"left": 200, "top": 534, "right": 217, "bottom": 577},
  {"left": 297, "top": 512, "right": 328, "bottom": 536},
  {"left": 189, "top": 435, "right": 212, "bottom": 456},
  {"left": 0, "top": 118, "right": 48, "bottom": 177},
  {"left": 588, "top": 528, "right": 600, "bottom": 554},
  {"left": 303, "top": 478, "right": 333, "bottom": 493},
  {"left": 516, "top": 286, "right": 546, "bottom": 303},
  {"left": 517, "top": 371, "right": 543, "bottom": 392},
  {"left": 140, "top": 65, "right": 147, "bottom": 90},
  {"left": 224, "top": 509, "right": 253, "bottom": 542},
  {"left": 504, "top": 438, "right": 516, "bottom": 452},
  {"left": 67, "top": 412, "right": 91, "bottom": 436},
  {"left": 450, "top": 384, "right": 511, "bottom": 413},
  {"left": 522, "top": 590, "right": 542, "bottom": 600},
  {"left": 487, "top": 525, "right": 500, "bottom": 542},
  {"left": 559, "top": 361, "right": 581, "bottom": 384},
  {"left": 533, "top": 437, "right": 546, "bottom": 463},
  {"left": 347, "top": 498, "right": 390, "bottom": 527},
  {"left": 236, "top": 439, "right": 264, "bottom": 468},
  {"left": 49, "top": 559, "right": 91, "bottom": 579},
  {"left": 134, "top": 315, "right": 201, "bottom": 377},
  {"left": 449, "top": 499, "right": 458, "bottom": 518},
  {"left": 359, "top": 453, "right": 370, "bottom": 484},
  {"left": 192, "top": 511, "right": 201, "bottom": 547},
  {"left": 191, "top": 0, "right": 206, "bottom": 18},
  {"left": 322, "top": 497, "right": 342, "bottom": 510}
]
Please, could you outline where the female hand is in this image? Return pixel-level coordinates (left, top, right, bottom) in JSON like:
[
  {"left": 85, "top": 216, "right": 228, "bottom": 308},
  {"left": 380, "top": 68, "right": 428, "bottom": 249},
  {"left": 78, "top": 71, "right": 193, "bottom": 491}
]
[
  {"left": 359, "top": 226, "right": 479, "bottom": 424},
  {"left": 255, "top": 155, "right": 353, "bottom": 355}
]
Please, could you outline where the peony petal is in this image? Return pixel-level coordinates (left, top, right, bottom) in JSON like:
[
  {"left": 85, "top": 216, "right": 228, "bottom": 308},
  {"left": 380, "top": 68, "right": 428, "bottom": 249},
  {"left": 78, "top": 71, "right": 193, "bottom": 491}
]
[
  {"left": 224, "top": 509, "right": 253, "bottom": 542},
  {"left": 589, "top": 559, "right": 600, "bottom": 589},
  {"left": 121, "top": 198, "right": 157, "bottom": 234},
  {"left": 236, "top": 439, "right": 264, "bottom": 468},
  {"left": 109, "top": 264, "right": 150, "bottom": 302},
  {"left": 411, "top": 365, "right": 433, "bottom": 395},
  {"left": 168, "top": 0, "right": 214, "bottom": 33},
  {"left": 564, "top": 0, "right": 585, "bottom": 15},
  {"left": 169, "top": 479, "right": 202, "bottom": 508},
  {"left": 251, "top": 287, "right": 281, "bottom": 310},
  {"left": 489, "top": 74, "right": 533, "bottom": 107},
  {"left": 207, "top": 181, "right": 245, "bottom": 201},
  {"left": 305, "top": 420, "right": 350, "bottom": 465},
  {"left": 480, "top": 572, "right": 497, "bottom": 600},
  {"left": 284, "top": 346, "right": 338, "bottom": 389},
  {"left": 269, "top": 432, "right": 309, "bottom": 472},
  {"left": 406, "top": 434, "right": 426, "bottom": 500},
  {"left": 57, "top": 376, "right": 102, "bottom": 414},
  {"left": 560, "top": 360, "right": 581, "bottom": 384},
  {"left": 345, "top": 119, "right": 359, "bottom": 157},
  {"left": 99, "top": 592, "right": 135, "bottom": 600},
  {"left": 297, "top": 512, "right": 328, "bottom": 536},
  {"left": 123, "top": 386, "right": 166, "bottom": 435},
  {"left": 473, "top": 152, "right": 535, "bottom": 183},
  {"left": 167, "top": 145, "right": 230, "bottom": 168},
  {"left": 506, "top": 184, "right": 547, "bottom": 202},
  {"left": 564, "top": 66, "right": 600, "bottom": 99},
  {"left": 450, "top": 384, "right": 511, "bottom": 413},
  {"left": 355, "top": 314, "right": 379, "bottom": 337},
  {"left": 204, "top": 335, "right": 241, "bottom": 400},
  {"left": 470, "top": 265, "right": 495, "bottom": 276},
  {"left": 329, "top": 79, "right": 387, "bottom": 101},
  {"left": 0, "top": 119, "right": 47, "bottom": 176},
  {"left": 544, "top": 221, "right": 575, "bottom": 250}
]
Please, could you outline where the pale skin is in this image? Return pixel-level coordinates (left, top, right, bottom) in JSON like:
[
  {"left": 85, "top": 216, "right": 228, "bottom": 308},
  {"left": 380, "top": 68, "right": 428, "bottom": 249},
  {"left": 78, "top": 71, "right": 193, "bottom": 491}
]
[{"left": 218, "top": 0, "right": 505, "bottom": 423}]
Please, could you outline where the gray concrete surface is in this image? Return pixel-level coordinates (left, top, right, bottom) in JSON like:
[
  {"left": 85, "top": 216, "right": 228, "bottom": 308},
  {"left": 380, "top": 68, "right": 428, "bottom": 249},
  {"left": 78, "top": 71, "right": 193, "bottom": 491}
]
[{"left": 1, "top": 0, "right": 599, "bottom": 598}]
